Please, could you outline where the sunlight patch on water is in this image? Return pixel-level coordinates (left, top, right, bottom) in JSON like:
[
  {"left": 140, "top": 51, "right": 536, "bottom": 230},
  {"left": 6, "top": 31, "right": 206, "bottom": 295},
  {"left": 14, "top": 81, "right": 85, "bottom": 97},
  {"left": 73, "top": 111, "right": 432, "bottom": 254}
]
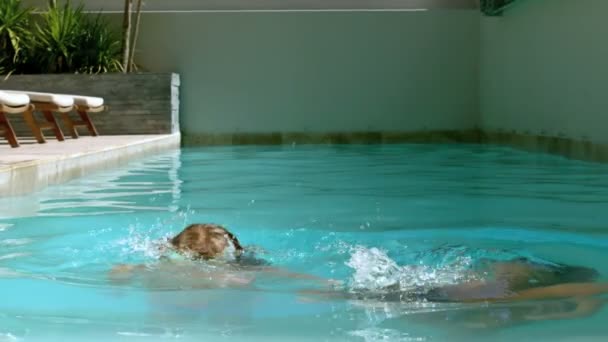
[
  {"left": 0, "top": 253, "right": 30, "bottom": 261},
  {"left": 0, "top": 267, "right": 24, "bottom": 278},
  {"left": 0, "top": 239, "right": 32, "bottom": 247},
  {"left": 0, "top": 333, "right": 19, "bottom": 342}
]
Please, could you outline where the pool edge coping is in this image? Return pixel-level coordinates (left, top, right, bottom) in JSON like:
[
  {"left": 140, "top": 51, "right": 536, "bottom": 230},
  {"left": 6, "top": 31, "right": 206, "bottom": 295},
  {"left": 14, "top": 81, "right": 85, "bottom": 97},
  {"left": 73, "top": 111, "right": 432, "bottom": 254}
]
[{"left": 0, "top": 133, "right": 181, "bottom": 197}]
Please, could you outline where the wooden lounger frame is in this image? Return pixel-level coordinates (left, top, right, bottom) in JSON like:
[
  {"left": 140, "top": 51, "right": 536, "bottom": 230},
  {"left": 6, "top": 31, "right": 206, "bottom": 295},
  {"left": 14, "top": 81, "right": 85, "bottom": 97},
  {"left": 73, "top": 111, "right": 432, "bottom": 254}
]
[
  {"left": 1, "top": 102, "right": 70, "bottom": 147},
  {"left": 1, "top": 94, "right": 105, "bottom": 147},
  {"left": 27, "top": 101, "right": 71, "bottom": 144},
  {"left": 0, "top": 103, "right": 33, "bottom": 148},
  {"left": 60, "top": 104, "right": 104, "bottom": 138}
]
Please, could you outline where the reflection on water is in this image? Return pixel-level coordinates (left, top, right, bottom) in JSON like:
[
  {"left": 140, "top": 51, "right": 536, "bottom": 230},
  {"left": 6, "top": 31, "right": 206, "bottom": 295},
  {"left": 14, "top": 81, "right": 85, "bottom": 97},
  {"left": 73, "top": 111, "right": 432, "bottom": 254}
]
[
  {"left": 0, "top": 150, "right": 182, "bottom": 219},
  {"left": 1, "top": 145, "right": 608, "bottom": 341}
]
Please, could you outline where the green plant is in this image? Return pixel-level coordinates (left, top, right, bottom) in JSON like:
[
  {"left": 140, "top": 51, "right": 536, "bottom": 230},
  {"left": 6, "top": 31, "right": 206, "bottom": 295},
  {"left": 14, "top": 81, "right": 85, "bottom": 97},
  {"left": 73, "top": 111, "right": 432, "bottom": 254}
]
[
  {"left": 33, "top": 1, "right": 122, "bottom": 74},
  {"left": 75, "top": 14, "right": 122, "bottom": 73},
  {"left": 0, "top": 0, "right": 33, "bottom": 74},
  {"left": 0, "top": 56, "right": 6, "bottom": 75},
  {"left": 33, "top": 1, "right": 85, "bottom": 73},
  {"left": 480, "top": 0, "right": 518, "bottom": 16},
  {"left": 0, "top": 0, "right": 124, "bottom": 75}
]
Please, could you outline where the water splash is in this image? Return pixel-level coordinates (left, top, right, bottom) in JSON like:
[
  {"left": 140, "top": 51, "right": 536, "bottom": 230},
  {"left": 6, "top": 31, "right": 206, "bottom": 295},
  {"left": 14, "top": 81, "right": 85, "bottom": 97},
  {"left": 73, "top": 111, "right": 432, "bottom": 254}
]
[
  {"left": 113, "top": 208, "right": 197, "bottom": 262},
  {"left": 115, "top": 224, "right": 171, "bottom": 261},
  {"left": 346, "top": 246, "right": 475, "bottom": 295},
  {"left": 347, "top": 247, "right": 402, "bottom": 291},
  {"left": 349, "top": 328, "right": 427, "bottom": 342}
]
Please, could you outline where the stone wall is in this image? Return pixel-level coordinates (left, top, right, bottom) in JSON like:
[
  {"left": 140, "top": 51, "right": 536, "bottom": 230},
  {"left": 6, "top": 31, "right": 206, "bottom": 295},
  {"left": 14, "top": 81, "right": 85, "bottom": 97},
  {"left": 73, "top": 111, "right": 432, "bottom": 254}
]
[{"left": 0, "top": 73, "right": 179, "bottom": 136}]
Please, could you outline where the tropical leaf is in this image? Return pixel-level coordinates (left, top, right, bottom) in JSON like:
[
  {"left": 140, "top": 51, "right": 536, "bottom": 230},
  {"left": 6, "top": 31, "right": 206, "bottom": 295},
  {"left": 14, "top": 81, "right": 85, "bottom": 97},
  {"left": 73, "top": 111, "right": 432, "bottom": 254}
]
[
  {"left": 34, "top": 0, "right": 84, "bottom": 72},
  {"left": 33, "top": 1, "right": 122, "bottom": 74},
  {"left": 75, "top": 13, "right": 122, "bottom": 73},
  {"left": 0, "top": 0, "right": 32, "bottom": 74},
  {"left": 2, "top": 0, "right": 123, "bottom": 75}
]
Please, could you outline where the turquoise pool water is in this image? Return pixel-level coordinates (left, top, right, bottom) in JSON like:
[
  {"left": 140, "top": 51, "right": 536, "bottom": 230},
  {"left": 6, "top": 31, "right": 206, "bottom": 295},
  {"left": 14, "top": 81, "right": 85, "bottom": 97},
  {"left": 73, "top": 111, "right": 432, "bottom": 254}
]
[{"left": 1, "top": 144, "right": 608, "bottom": 341}]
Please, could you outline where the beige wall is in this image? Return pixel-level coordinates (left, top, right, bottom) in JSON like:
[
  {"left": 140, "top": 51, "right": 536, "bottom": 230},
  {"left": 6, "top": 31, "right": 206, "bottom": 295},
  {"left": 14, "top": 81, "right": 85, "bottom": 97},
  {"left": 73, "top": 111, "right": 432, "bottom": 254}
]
[
  {"left": 24, "top": 2, "right": 481, "bottom": 136},
  {"left": 24, "top": 0, "right": 478, "bottom": 12},
  {"left": 480, "top": 0, "right": 608, "bottom": 143},
  {"left": 25, "top": 1, "right": 608, "bottom": 146},
  {"left": 132, "top": 11, "right": 479, "bottom": 135}
]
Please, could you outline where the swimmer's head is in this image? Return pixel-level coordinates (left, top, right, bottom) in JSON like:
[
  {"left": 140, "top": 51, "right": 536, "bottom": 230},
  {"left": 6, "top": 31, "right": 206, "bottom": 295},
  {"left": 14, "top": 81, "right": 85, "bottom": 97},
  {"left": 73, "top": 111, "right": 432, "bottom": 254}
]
[{"left": 169, "top": 223, "right": 244, "bottom": 260}]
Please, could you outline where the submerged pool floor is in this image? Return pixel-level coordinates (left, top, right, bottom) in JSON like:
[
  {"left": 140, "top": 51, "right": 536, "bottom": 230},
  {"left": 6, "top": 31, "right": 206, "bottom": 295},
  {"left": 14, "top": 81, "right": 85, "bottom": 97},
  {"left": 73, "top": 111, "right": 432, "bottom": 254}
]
[{"left": 1, "top": 144, "right": 608, "bottom": 341}]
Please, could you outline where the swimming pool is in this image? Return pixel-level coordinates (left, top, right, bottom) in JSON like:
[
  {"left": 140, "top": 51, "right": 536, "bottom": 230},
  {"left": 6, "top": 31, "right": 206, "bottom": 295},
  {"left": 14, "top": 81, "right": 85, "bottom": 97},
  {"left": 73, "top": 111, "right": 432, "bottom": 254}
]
[{"left": 1, "top": 144, "right": 607, "bottom": 341}]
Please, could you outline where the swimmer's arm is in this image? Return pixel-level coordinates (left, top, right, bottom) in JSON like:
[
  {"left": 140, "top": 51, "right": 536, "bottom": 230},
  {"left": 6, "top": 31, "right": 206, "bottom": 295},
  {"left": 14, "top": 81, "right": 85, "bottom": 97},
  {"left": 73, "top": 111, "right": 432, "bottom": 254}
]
[
  {"left": 524, "top": 297, "right": 606, "bottom": 321},
  {"left": 108, "top": 264, "right": 146, "bottom": 284},
  {"left": 261, "top": 266, "right": 323, "bottom": 280},
  {"left": 297, "top": 289, "right": 352, "bottom": 303},
  {"left": 507, "top": 282, "right": 608, "bottom": 302},
  {"left": 260, "top": 266, "right": 341, "bottom": 286}
]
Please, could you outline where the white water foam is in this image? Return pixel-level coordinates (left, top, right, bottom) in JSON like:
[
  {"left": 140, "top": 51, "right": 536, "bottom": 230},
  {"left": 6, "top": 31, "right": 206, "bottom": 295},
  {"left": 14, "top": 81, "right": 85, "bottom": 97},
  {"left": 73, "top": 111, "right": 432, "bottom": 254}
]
[
  {"left": 349, "top": 328, "right": 426, "bottom": 342},
  {"left": 346, "top": 246, "right": 475, "bottom": 295}
]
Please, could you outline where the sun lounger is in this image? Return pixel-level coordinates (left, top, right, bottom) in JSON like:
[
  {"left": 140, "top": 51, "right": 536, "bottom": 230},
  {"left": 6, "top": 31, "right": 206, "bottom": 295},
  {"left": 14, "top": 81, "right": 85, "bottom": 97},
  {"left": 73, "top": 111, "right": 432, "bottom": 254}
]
[
  {"left": 6, "top": 91, "right": 104, "bottom": 139},
  {"left": 0, "top": 90, "right": 32, "bottom": 148},
  {"left": 63, "top": 94, "right": 104, "bottom": 138},
  {"left": 4, "top": 90, "right": 73, "bottom": 144}
]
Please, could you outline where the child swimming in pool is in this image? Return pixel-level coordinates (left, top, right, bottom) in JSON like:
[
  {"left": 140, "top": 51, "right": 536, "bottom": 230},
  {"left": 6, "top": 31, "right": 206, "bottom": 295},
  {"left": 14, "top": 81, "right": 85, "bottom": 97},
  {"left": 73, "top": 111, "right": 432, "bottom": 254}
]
[
  {"left": 110, "top": 223, "right": 608, "bottom": 326},
  {"left": 111, "top": 223, "right": 608, "bottom": 303},
  {"left": 109, "top": 223, "right": 327, "bottom": 289}
]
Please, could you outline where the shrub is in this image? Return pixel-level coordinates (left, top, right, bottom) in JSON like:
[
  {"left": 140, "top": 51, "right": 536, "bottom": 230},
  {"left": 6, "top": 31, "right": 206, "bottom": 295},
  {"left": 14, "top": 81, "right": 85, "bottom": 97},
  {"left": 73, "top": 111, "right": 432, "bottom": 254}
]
[
  {"left": 75, "top": 14, "right": 122, "bottom": 73},
  {"left": 0, "top": 0, "right": 33, "bottom": 75},
  {"left": 33, "top": 1, "right": 86, "bottom": 73},
  {"left": 0, "top": 0, "right": 122, "bottom": 75}
]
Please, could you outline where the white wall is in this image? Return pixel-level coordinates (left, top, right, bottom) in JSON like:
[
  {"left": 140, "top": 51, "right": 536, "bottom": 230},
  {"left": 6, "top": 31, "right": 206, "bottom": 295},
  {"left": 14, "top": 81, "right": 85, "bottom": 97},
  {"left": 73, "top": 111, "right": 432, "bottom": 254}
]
[
  {"left": 133, "top": 11, "right": 479, "bottom": 135},
  {"left": 480, "top": 0, "right": 608, "bottom": 143}
]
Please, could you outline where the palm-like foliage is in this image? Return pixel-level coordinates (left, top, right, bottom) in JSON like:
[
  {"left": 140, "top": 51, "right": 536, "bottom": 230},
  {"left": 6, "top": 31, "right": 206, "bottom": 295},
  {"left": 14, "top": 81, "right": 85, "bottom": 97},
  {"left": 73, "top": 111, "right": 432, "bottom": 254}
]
[
  {"left": 0, "top": 56, "right": 6, "bottom": 75},
  {"left": 34, "top": 1, "right": 85, "bottom": 73},
  {"left": 0, "top": 0, "right": 32, "bottom": 74},
  {"left": 480, "top": 0, "right": 518, "bottom": 16},
  {"left": 32, "top": 1, "right": 122, "bottom": 74},
  {"left": 1, "top": 0, "right": 124, "bottom": 75},
  {"left": 76, "top": 14, "right": 122, "bottom": 73}
]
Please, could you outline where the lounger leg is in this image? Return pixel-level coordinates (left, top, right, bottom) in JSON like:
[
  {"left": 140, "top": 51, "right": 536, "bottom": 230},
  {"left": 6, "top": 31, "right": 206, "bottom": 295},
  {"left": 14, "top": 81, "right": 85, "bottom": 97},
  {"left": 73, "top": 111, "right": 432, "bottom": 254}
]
[
  {"left": 78, "top": 110, "right": 99, "bottom": 136},
  {"left": 22, "top": 109, "right": 46, "bottom": 144},
  {"left": 42, "top": 110, "right": 65, "bottom": 142},
  {"left": 60, "top": 112, "right": 79, "bottom": 139},
  {"left": 0, "top": 112, "right": 19, "bottom": 148}
]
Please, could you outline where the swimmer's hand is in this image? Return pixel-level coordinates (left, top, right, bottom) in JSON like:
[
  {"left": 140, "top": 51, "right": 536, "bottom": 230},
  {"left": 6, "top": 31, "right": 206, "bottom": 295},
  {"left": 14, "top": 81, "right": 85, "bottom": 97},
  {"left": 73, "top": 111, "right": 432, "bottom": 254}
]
[
  {"left": 261, "top": 267, "right": 343, "bottom": 287},
  {"left": 108, "top": 264, "right": 145, "bottom": 284}
]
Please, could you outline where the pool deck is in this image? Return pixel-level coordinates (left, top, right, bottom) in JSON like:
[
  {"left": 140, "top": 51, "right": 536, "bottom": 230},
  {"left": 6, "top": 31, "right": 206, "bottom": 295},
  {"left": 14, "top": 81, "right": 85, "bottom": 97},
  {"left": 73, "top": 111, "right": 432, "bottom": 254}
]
[{"left": 0, "top": 134, "right": 180, "bottom": 197}]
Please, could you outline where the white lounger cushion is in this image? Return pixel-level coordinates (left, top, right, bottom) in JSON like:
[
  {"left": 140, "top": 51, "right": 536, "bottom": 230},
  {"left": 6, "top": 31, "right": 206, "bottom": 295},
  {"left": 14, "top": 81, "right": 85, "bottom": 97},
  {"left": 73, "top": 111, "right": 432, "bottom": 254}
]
[
  {"left": 5, "top": 90, "right": 102, "bottom": 108},
  {"left": 5, "top": 90, "right": 74, "bottom": 107},
  {"left": 72, "top": 95, "right": 104, "bottom": 108},
  {"left": 0, "top": 90, "right": 30, "bottom": 107}
]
